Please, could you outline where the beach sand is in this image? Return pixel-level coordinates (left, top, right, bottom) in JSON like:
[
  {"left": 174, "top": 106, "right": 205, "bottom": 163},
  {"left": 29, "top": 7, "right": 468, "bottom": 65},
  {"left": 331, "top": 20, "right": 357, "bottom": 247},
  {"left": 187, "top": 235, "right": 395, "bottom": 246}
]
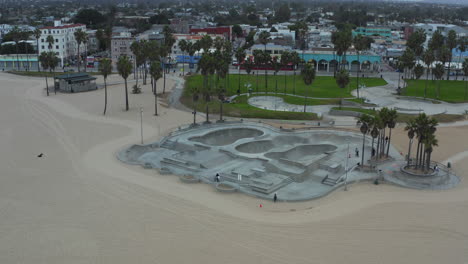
[{"left": 0, "top": 71, "right": 467, "bottom": 263}]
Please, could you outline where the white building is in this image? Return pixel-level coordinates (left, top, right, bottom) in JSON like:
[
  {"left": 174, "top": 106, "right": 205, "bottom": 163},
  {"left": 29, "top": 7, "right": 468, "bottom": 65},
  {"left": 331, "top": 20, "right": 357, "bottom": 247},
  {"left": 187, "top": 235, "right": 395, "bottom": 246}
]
[{"left": 38, "top": 20, "right": 86, "bottom": 66}]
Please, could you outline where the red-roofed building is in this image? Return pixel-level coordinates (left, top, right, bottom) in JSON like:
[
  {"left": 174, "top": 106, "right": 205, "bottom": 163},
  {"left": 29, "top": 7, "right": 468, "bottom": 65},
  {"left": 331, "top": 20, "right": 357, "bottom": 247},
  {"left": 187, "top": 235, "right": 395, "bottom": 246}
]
[
  {"left": 38, "top": 20, "right": 87, "bottom": 66},
  {"left": 189, "top": 26, "right": 232, "bottom": 40}
]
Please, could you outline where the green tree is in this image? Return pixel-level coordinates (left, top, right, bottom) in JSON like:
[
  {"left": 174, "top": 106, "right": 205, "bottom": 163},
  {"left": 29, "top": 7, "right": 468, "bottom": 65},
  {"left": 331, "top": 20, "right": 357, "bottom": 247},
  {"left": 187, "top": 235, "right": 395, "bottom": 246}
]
[
  {"left": 335, "top": 69, "right": 350, "bottom": 108},
  {"left": 130, "top": 41, "right": 144, "bottom": 87},
  {"left": 290, "top": 51, "right": 300, "bottom": 95},
  {"left": 253, "top": 50, "right": 262, "bottom": 93},
  {"left": 33, "top": 28, "right": 41, "bottom": 71},
  {"left": 414, "top": 64, "right": 424, "bottom": 80},
  {"left": 258, "top": 31, "right": 271, "bottom": 91},
  {"left": 280, "top": 51, "right": 291, "bottom": 94},
  {"left": 117, "top": 55, "right": 133, "bottom": 111},
  {"left": 301, "top": 62, "right": 316, "bottom": 112},
  {"left": 385, "top": 108, "right": 398, "bottom": 157},
  {"left": 433, "top": 63, "right": 445, "bottom": 99},
  {"left": 358, "top": 114, "right": 373, "bottom": 166},
  {"left": 235, "top": 48, "right": 246, "bottom": 94},
  {"left": 406, "top": 28, "right": 426, "bottom": 60},
  {"left": 178, "top": 39, "right": 188, "bottom": 75},
  {"left": 150, "top": 61, "right": 163, "bottom": 116},
  {"left": 404, "top": 119, "right": 417, "bottom": 167},
  {"left": 401, "top": 48, "right": 415, "bottom": 79},
  {"left": 9, "top": 26, "right": 22, "bottom": 70},
  {"left": 275, "top": 3, "right": 291, "bottom": 22},
  {"left": 332, "top": 29, "right": 352, "bottom": 70},
  {"left": 38, "top": 51, "right": 50, "bottom": 96},
  {"left": 422, "top": 49, "right": 435, "bottom": 98},
  {"left": 232, "top": 24, "right": 243, "bottom": 38},
  {"left": 271, "top": 56, "right": 281, "bottom": 94},
  {"left": 74, "top": 9, "right": 106, "bottom": 27},
  {"left": 46, "top": 35, "right": 54, "bottom": 50},
  {"left": 99, "top": 58, "right": 112, "bottom": 115},
  {"left": 446, "top": 30, "right": 457, "bottom": 80},
  {"left": 455, "top": 38, "right": 466, "bottom": 80},
  {"left": 353, "top": 35, "right": 373, "bottom": 98},
  {"left": 74, "top": 29, "right": 87, "bottom": 72}
]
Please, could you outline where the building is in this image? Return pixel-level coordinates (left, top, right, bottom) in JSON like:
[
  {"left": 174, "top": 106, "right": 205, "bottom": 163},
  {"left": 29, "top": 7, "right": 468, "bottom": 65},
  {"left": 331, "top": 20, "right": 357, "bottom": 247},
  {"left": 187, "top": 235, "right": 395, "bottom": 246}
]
[
  {"left": 352, "top": 27, "right": 392, "bottom": 38},
  {"left": 86, "top": 29, "right": 99, "bottom": 54},
  {"left": 54, "top": 73, "right": 97, "bottom": 93},
  {"left": 38, "top": 20, "right": 86, "bottom": 66},
  {"left": 300, "top": 48, "right": 382, "bottom": 72},
  {"left": 413, "top": 23, "right": 468, "bottom": 48},
  {"left": 111, "top": 32, "right": 135, "bottom": 65},
  {"left": 189, "top": 26, "right": 232, "bottom": 40},
  {"left": 0, "top": 54, "right": 38, "bottom": 70}
]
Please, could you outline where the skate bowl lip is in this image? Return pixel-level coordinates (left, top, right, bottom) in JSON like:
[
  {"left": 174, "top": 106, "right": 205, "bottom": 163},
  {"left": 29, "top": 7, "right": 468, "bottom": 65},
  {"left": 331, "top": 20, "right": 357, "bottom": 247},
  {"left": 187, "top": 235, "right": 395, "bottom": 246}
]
[
  {"left": 264, "top": 144, "right": 338, "bottom": 161},
  {"left": 188, "top": 127, "right": 264, "bottom": 146},
  {"left": 235, "top": 140, "right": 275, "bottom": 153}
]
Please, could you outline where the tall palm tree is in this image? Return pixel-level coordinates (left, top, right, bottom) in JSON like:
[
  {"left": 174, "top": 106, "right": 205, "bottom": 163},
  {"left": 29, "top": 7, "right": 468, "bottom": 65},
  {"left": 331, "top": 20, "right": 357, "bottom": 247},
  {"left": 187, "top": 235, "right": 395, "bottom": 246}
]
[
  {"left": 83, "top": 34, "right": 89, "bottom": 72},
  {"left": 197, "top": 52, "right": 215, "bottom": 102},
  {"left": 117, "top": 55, "right": 133, "bottom": 111},
  {"left": 190, "top": 85, "right": 200, "bottom": 125},
  {"left": 370, "top": 121, "right": 380, "bottom": 159},
  {"left": 335, "top": 69, "right": 350, "bottom": 109},
  {"left": 253, "top": 50, "right": 262, "bottom": 93},
  {"left": 423, "top": 133, "right": 438, "bottom": 172},
  {"left": 258, "top": 31, "right": 271, "bottom": 91},
  {"left": 271, "top": 56, "right": 281, "bottom": 94},
  {"left": 385, "top": 108, "right": 398, "bottom": 157},
  {"left": 280, "top": 51, "right": 291, "bottom": 94},
  {"left": 10, "top": 26, "right": 22, "bottom": 71},
  {"left": 455, "top": 38, "right": 466, "bottom": 81},
  {"left": 235, "top": 48, "right": 246, "bottom": 94},
  {"left": 186, "top": 41, "right": 197, "bottom": 73},
  {"left": 46, "top": 35, "right": 54, "bottom": 51},
  {"left": 150, "top": 61, "right": 163, "bottom": 116},
  {"left": 422, "top": 49, "right": 434, "bottom": 98},
  {"left": 446, "top": 30, "right": 457, "bottom": 80},
  {"left": 39, "top": 51, "right": 50, "bottom": 96},
  {"left": 433, "top": 63, "right": 445, "bottom": 99},
  {"left": 353, "top": 35, "right": 373, "bottom": 98},
  {"left": 99, "top": 58, "right": 112, "bottom": 115},
  {"left": 404, "top": 119, "right": 417, "bottom": 167},
  {"left": 414, "top": 64, "right": 424, "bottom": 81},
  {"left": 33, "top": 28, "right": 41, "bottom": 71},
  {"left": 463, "top": 58, "right": 468, "bottom": 101},
  {"left": 74, "top": 29, "right": 87, "bottom": 72},
  {"left": 178, "top": 39, "right": 188, "bottom": 76},
  {"left": 290, "top": 51, "right": 300, "bottom": 95},
  {"left": 358, "top": 114, "right": 372, "bottom": 166},
  {"left": 301, "top": 62, "right": 315, "bottom": 112},
  {"left": 130, "top": 41, "right": 143, "bottom": 87},
  {"left": 46, "top": 52, "right": 59, "bottom": 94}
]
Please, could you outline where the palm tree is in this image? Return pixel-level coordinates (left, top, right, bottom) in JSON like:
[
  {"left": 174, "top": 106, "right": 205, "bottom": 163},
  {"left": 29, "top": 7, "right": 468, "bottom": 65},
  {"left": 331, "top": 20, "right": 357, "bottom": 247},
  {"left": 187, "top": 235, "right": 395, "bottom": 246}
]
[
  {"left": 186, "top": 42, "right": 197, "bottom": 73},
  {"left": 235, "top": 48, "right": 246, "bottom": 94},
  {"left": 290, "top": 51, "right": 300, "bottom": 95},
  {"left": 150, "top": 61, "right": 163, "bottom": 116},
  {"left": 332, "top": 29, "right": 352, "bottom": 70},
  {"left": 423, "top": 133, "right": 438, "bottom": 172},
  {"left": 46, "top": 35, "right": 54, "bottom": 51},
  {"left": 370, "top": 121, "right": 380, "bottom": 159},
  {"left": 33, "top": 28, "right": 41, "bottom": 71},
  {"left": 130, "top": 41, "right": 143, "bottom": 87},
  {"left": 455, "top": 38, "right": 466, "bottom": 81},
  {"left": 433, "top": 63, "right": 445, "bottom": 99},
  {"left": 190, "top": 85, "right": 200, "bottom": 125},
  {"left": 258, "top": 31, "right": 271, "bottom": 91},
  {"left": 253, "top": 50, "right": 262, "bottom": 93},
  {"left": 401, "top": 48, "right": 415, "bottom": 80},
  {"left": 404, "top": 119, "right": 417, "bottom": 167},
  {"left": 83, "top": 34, "right": 89, "bottom": 72},
  {"left": 117, "top": 55, "right": 133, "bottom": 111},
  {"left": 463, "top": 58, "right": 468, "bottom": 101},
  {"left": 39, "top": 52, "right": 50, "bottom": 96},
  {"left": 280, "top": 51, "right": 291, "bottom": 94},
  {"left": 10, "top": 26, "right": 22, "bottom": 71},
  {"left": 271, "top": 56, "right": 281, "bottom": 94},
  {"left": 301, "top": 62, "right": 315, "bottom": 112},
  {"left": 358, "top": 114, "right": 372, "bottom": 166},
  {"left": 396, "top": 61, "right": 405, "bottom": 91},
  {"left": 422, "top": 49, "right": 435, "bottom": 98},
  {"left": 414, "top": 64, "right": 424, "bottom": 81},
  {"left": 99, "top": 58, "right": 112, "bottom": 115},
  {"left": 353, "top": 35, "right": 373, "bottom": 98},
  {"left": 74, "top": 29, "right": 87, "bottom": 72},
  {"left": 197, "top": 52, "right": 215, "bottom": 102},
  {"left": 446, "top": 30, "right": 457, "bottom": 80},
  {"left": 46, "top": 52, "right": 59, "bottom": 94},
  {"left": 385, "top": 108, "right": 398, "bottom": 157},
  {"left": 178, "top": 39, "right": 188, "bottom": 76},
  {"left": 335, "top": 69, "right": 350, "bottom": 109}
]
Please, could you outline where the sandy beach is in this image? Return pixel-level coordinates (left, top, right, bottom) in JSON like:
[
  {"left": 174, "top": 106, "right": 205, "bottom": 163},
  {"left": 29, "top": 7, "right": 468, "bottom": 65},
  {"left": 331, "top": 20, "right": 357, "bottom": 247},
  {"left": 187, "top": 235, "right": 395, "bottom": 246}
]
[{"left": 0, "top": 71, "right": 467, "bottom": 263}]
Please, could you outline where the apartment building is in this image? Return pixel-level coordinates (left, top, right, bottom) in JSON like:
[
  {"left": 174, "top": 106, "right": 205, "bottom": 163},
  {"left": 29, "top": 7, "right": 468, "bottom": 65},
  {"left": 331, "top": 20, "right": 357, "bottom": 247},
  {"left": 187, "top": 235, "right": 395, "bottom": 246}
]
[
  {"left": 111, "top": 32, "right": 135, "bottom": 65},
  {"left": 38, "top": 20, "right": 86, "bottom": 66}
]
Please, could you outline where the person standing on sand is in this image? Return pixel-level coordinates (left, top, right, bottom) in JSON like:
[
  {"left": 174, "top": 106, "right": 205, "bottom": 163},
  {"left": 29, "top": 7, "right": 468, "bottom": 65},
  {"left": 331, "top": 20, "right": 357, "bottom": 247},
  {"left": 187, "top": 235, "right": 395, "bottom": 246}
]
[{"left": 273, "top": 193, "right": 277, "bottom": 203}]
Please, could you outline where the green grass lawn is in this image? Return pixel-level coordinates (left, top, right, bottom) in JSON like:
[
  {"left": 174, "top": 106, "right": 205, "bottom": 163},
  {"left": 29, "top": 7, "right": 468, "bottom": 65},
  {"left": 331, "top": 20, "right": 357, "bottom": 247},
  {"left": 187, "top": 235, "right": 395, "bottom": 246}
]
[
  {"left": 331, "top": 107, "right": 465, "bottom": 123},
  {"left": 404, "top": 79, "right": 468, "bottom": 103},
  {"left": 181, "top": 92, "right": 319, "bottom": 121},
  {"left": 186, "top": 74, "right": 387, "bottom": 98}
]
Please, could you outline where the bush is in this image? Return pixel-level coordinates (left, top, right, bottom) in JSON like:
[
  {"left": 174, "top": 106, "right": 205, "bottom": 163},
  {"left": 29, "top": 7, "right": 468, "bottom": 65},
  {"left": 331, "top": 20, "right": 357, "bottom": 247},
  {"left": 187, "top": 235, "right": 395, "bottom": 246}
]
[{"left": 132, "top": 84, "right": 141, "bottom": 94}]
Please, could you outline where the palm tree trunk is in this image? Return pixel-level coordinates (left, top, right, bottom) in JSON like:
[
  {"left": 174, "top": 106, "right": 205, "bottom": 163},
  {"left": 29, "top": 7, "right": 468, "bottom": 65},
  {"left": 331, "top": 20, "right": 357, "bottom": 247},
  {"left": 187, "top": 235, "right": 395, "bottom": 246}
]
[
  {"left": 376, "top": 132, "right": 381, "bottom": 160},
  {"left": 162, "top": 61, "right": 166, "bottom": 94},
  {"left": 386, "top": 128, "right": 392, "bottom": 157},
  {"left": 154, "top": 78, "right": 158, "bottom": 116},
  {"left": 265, "top": 69, "right": 268, "bottom": 94},
  {"left": 125, "top": 78, "right": 129, "bottom": 111},
  {"left": 426, "top": 151, "right": 432, "bottom": 172},
  {"left": 361, "top": 133, "right": 366, "bottom": 166},
  {"left": 407, "top": 139, "right": 413, "bottom": 167},
  {"left": 219, "top": 101, "right": 223, "bottom": 121},
  {"left": 303, "top": 86, "right": 307, "bottom": 113},
  {"left": 45, "top": 73, "right": 49, "bottom": 96},
  {"left": 256, "top": 70, "right": 259, "bottom": 93},
  {"left": 77, "top": 44, "right": 80, "bottom": 72},
  {"left": 275, "top": 74, "right": 278, "bottom": 94},
  {"left": 424, "top": 68, "right": 429, "bottom": 98},
  {"left": 103, "top": 77, "right": 107, "bottom": 115},
  {"left": 36, "top": 39, "right": 40, "bottom": 71},
  {"left": 356, "top": 52, "right": 360, "bottom": 98},
  {"left": 371, "top": 137, "right": 375, "bottom": 158},
  {"left": 84, "top": 46, "right": 87, "bottom": 73},
  {"left": 284, "top": 69, "right": 287, "bottom": 94},
  {"left": 293, "top": 70, "right": 297, "bottom": 95},
  {"left": 238, "top": 65, "right": 241, "bottom": 93}
]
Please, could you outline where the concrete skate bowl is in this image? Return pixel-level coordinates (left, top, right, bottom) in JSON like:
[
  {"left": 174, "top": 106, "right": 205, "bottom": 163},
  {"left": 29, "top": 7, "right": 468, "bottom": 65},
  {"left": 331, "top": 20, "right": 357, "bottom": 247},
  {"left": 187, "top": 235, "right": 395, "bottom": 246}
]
[
  {"left": 189, "top": 128, "right": 263, "bottom": 146},
  {"left": 265, "top": 144, "right": 337, "bottom": 162},
  {"left": 273, "top": 135, "right": 309, "bottom": 146},
  {"left": 235, "top": 140, "right": 275, "bottom": 153}
]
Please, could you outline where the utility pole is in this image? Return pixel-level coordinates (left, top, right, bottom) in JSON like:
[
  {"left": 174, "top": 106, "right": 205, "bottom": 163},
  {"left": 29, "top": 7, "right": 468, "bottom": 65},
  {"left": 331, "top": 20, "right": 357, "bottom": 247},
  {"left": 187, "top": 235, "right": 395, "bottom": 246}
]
[
  {"left": 344, "top": 141, "right": 350, "bottom": 191},
  {"left": 140, "top": 107, "right": 143, "bottom": 144}
]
